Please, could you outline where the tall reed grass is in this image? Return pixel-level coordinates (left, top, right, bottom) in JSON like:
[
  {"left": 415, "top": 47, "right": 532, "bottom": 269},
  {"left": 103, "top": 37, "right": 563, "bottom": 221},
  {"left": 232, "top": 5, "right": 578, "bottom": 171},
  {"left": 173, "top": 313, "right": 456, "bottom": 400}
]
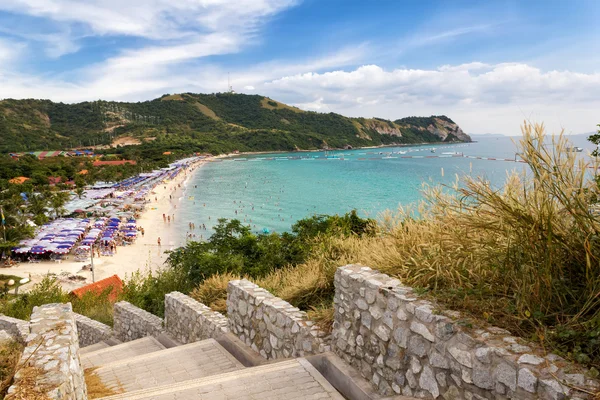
[{"left": 192, "top": 123, "right": 600, "bottom": 368}]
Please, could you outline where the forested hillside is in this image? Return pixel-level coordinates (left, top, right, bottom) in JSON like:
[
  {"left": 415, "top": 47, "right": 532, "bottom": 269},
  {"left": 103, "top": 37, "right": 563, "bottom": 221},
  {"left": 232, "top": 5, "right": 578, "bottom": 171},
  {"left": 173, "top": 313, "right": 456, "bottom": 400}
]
[{"left": 0, "top": 93, "right": 471, "bottom": 153}]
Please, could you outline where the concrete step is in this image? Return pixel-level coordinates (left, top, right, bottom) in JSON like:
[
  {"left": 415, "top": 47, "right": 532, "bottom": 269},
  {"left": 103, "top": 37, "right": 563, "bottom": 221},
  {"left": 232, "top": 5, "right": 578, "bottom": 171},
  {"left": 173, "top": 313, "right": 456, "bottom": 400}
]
[
  {"left": 91, "top": 339, "right": 245, "bottom": 395},
  {"left": 80, "top": 341, "right": 110, "bottom": 355},
  {"left": 82, "top": 336, "right": 166, "bottom": 369},
  {"left": 98, "top": 358, "right": 344, "bottom": 400}
]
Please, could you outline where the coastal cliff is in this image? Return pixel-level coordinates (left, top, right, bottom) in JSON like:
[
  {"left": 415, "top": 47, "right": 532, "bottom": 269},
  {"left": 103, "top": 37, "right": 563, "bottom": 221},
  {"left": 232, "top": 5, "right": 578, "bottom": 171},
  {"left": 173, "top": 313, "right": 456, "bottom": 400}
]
[{"left": 0, "top": 93, "right": 470, "bottom": 153}]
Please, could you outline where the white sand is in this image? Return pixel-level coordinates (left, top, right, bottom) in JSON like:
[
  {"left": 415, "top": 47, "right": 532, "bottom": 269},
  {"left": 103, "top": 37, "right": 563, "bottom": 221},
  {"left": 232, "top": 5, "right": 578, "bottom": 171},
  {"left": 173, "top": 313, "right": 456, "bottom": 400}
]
[{"left": 5, "top": 158, "right": 210, "bottom": 293}]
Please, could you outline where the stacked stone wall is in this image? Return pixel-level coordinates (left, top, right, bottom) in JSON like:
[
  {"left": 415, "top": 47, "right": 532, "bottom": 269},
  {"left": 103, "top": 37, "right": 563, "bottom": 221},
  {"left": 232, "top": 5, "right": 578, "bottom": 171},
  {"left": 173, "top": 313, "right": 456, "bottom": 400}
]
[
  {"left": 332, "top": 264, "right": 599, "bottom": 399},
  {"left": 227, "top": 279, "right": 330, "bottom": 360},
  {"left": 74, "top": 313, "right": 113, "bottom": 347},
  {"left": 165, "top": 292, "right": 229, "bottom": 344},
  {"left": 113, "top": 301, "right": 164, "bottom": 342},
  {"left": 0, "top": 314, "right": 29, "bottom": 342},
  {"left": 6, "top": 303, "right": 87, "bottom": 400}
]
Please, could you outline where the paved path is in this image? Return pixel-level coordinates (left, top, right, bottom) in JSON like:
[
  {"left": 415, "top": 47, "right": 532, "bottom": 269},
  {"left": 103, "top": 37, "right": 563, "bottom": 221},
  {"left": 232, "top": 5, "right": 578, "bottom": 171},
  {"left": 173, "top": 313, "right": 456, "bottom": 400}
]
[
  {"left": 82, "top": 336, "right": 165, "bottom": 369},
  {"left": 93, "top": 339, "right": 244, "bottom": 394},
  {"left": 100, "top": 358, "right": 344, "bottom": 400}
]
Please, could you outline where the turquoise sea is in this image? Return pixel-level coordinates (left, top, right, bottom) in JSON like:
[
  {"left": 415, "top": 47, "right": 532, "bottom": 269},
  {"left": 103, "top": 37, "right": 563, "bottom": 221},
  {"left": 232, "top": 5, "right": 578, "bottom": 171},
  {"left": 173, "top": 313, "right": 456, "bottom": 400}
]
[{"left": 175, "top": 135, "right": 596, "bottom": 242}]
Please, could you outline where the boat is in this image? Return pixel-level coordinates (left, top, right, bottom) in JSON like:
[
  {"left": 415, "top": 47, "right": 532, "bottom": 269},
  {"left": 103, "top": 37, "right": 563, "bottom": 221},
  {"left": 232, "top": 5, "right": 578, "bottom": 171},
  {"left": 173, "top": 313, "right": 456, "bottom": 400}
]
[{"left": 566, "top": 147, "right": 583, "bottom": 152}]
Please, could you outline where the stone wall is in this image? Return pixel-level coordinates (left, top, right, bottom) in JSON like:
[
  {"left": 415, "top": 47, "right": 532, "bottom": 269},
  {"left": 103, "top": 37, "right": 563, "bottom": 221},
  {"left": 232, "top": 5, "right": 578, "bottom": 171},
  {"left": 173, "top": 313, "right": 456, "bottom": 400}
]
[
  {"left": 332, "top": 264, "right": 599, "bottom": 399},
  {"left": 164, "top": 291, "right": 229, "bottom": 344},
  {"left": 0, "top": 314, "right": 29, "bottom": 342},
  {"left": 113, "top": 301, "right": 164, "bottom": 342},
  {"left": 74, "top": 313, "right": 113, "bottom": 347},
  {"left": 227, "top": 279, "right": 330, "bottom": 360},
  {"left": 6, "top": 303, "right": 87, "bottom": 400}
]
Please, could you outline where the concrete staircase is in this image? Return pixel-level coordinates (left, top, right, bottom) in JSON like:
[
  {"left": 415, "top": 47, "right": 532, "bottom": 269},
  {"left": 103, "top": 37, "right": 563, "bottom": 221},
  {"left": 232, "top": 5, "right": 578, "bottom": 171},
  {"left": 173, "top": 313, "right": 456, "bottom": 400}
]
[{"left": 81, "top": 336, "right": 348, "bottom": 400}]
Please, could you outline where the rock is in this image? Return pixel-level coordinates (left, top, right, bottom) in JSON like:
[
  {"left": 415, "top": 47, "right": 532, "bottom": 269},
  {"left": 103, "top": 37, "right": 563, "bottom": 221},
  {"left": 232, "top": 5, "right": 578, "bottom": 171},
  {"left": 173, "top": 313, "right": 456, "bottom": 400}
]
[
  {"left": 442, "top": 386, "right": 461, "bottom": 400},
  {"left": 448, "top": 346, "right": 472, "bottom": 368},
  {"left": 436, "top": 372, "right": 447, "bottom": 388},
  {"left": 419, "top": 366, "right": 440, "bottom": 398},
  {"left": 406, "top": 369, "right": 417, "bottom": 388},
  {"left": 410, "top": 356, "right": 422, "bottom": 374},
  {"left": 507, "top": 343, "right": 532, "bottom": 353},
  {"left": 374, "top": 325, "right": 390, "bottom": 341},
  {"left": 0, "top": 330, "right": 15, "bottom": 344},
  {"left": 393, "top": 326, "right": 410, "bottom": 348},
  {"left": 517, "top": 354, "right": 544, "bottom": 365},
  {"left": 408, "top": 335, "right": 430, "bottom": 358},
  {"left": 472, "top": 365, "right": 493, "bottom": 389},
  {"left": 564, "top": 374, "right": 585, "bottom": 386},
  {"left": 474, "top": 347, "right": 493, "bottom": 364},
  {"left": 356, "top": 298, "right": 369, "bottom": 310},
  {"left": 518, "top": 368, "right": 537, "bottom": 393},
  {"left": 410, "top": 321, "right": 434, "bottom": 342},
  {"left": 369, "top": 305, "right": 382, "bottom": 320},
  {"left": 539, "top": 379, "right": 569, "bottom": 400},
  {"left": 430, "top": 351, "right": 450, "bottom": 369},
  {"left": 397, "top": 308, "right": 408, "bottom": 321},
  {"left": 494, "top": 362, "right": 517, "bottom": 391}
]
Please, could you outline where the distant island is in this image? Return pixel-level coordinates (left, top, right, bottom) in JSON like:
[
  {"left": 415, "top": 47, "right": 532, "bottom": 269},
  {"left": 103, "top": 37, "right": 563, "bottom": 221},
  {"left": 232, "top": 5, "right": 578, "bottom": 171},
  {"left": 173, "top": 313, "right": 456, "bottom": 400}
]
[{"left": 0, "top": 93, "right": 471, "bottom": 154}]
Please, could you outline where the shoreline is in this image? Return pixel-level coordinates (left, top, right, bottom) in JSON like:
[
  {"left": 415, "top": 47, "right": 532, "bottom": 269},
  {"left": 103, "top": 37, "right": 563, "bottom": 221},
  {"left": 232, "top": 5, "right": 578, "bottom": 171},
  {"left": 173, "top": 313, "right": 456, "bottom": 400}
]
[
  {"left": 8, "top": 157, "right": 210, "bottom": 293},
  {"left": 218, "top": 140, "right": 473, "bottom": 158},
  {"left": 6, "top": 142, "right": 469, "bottom": 292}
]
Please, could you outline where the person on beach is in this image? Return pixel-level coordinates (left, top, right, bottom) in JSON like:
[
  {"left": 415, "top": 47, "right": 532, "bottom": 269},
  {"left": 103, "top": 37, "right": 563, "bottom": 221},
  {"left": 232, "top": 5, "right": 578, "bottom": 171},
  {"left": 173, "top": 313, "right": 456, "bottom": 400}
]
[
  {"left": 163, "top": 213, "right": 166, "bottom": 222},
  {"left": 157, "top": 237, "right": 161, "bottom": 246},
  {"left": 167, "top": 215, "right": 170, "bottom": 223}
]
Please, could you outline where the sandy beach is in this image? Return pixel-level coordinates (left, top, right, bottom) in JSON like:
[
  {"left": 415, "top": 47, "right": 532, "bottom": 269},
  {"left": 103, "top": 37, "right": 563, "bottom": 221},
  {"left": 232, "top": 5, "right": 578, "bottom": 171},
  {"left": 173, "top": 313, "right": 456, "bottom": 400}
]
[{"left": 5, "top": 158, "right": 210, "bottom": 293}]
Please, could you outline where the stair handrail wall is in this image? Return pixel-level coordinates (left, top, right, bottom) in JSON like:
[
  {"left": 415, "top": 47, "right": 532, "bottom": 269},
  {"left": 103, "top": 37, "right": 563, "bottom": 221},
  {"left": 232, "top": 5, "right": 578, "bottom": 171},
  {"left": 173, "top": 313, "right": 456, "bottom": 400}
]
[
  {"left": 227, "top": 279, "right": 331, "bottom": 360},
  {"left": 74, "top": 313, "right": 113, "bottom": 347},
  {"left": 164, "top": 291, "right": 229, "bottom": 344},
  {"left": 113, "top": 300, "right": 164, "bottom": 342},
  {"left": 6, "top": 303, "right": 87, "bottom": 400},
  {"left": 332, "top": 264, "right": 599, "bottom": 399}
]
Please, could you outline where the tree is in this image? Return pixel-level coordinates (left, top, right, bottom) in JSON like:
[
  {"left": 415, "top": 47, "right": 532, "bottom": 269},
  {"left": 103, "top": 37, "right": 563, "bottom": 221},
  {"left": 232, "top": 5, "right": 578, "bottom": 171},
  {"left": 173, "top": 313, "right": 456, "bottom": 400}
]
[
  {"left": 74, "top": 187, "right": 86, "bottom": 199},
  {"left": 49, "top": 192, "right": 70, "bottom": 219},
  {"left": 588, "top": 124, "right": 600, "bottom": 157},
  {"left": 26, "top": 193, "right": 49, "bottom": 225}
]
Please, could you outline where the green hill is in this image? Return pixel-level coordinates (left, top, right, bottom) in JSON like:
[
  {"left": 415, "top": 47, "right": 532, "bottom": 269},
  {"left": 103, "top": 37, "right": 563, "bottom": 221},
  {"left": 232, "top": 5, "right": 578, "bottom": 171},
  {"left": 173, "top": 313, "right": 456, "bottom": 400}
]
[{"left": 0, "top": 93, "right": 471, "bottom": 154}]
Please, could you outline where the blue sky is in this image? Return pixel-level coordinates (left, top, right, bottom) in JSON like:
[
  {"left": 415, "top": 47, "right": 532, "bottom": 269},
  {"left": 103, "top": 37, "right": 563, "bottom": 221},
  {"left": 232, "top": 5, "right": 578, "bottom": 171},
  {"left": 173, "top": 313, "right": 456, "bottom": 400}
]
[{"left": 0, "top": 0, "right": 599, "bottom": 134}]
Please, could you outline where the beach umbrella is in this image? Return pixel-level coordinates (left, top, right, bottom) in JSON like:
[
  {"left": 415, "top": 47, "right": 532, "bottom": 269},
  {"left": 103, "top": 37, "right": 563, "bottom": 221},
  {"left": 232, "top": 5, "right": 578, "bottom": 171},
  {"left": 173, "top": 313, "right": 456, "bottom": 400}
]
[
  {"left": 57, "top": 245, "right": 72, "bottom": 249},
  {"left": 30, "top": 248, "right": 47, "bottom": 254},
  {"left": 14, "top": 247, "right": 31, "bottom": 254},
  {"left": 53, "top": 248, "right": 70, "bottom": 254},
  {"left": 125, "top": 232, "right": 137, "bottom": 237}
]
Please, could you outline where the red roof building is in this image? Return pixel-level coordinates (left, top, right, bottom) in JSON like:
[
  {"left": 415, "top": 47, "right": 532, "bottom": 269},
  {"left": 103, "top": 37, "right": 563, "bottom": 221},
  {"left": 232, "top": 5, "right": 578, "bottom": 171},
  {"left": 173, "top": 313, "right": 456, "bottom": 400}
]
[
  {"left": 48, "top": 176, "right": 62, "bottom": 185},
  {"left": 92, "top": 160, "right": 137, "bottom": 167},
  {"left": 70, "top": 274, "right": 123, "bottom": 302}
]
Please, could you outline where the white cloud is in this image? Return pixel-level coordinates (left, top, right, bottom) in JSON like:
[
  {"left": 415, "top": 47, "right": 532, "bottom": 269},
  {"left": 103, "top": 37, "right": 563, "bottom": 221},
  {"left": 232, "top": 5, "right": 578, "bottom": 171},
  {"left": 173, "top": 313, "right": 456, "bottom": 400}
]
[
  {"left": 263, "top": 63, "right": 600, "bottom": 134},
  {"left": 0, "top": 38, "right": 24, "bottom": 64},
  {"left": 0, "top": 1, "right": 597, "bottom": 135},
  {"left": 0, "top": 0, "right": 296, "bottom": 39}
]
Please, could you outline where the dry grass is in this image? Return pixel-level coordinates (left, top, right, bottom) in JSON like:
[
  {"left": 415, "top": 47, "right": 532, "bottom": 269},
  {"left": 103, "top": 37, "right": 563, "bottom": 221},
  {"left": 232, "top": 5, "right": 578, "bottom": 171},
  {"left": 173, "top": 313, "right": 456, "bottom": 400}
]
[
  {"left": 4, "top": 367, "right": 51, "bottom": 400},
  {"left": 84, "top": 368, "right": 123, "bottom": 399},
  {"left": 260, "top": 97, "right": 304, "bottom": 113},
  {"left": 193, "top": 102, "right": 220, "bottom": 120},
  {"left": 192, "top": 122, "right": 600, "bottom": 367},
  {"left": 0, "top": 340, "right": 23, "bottom": 398}
]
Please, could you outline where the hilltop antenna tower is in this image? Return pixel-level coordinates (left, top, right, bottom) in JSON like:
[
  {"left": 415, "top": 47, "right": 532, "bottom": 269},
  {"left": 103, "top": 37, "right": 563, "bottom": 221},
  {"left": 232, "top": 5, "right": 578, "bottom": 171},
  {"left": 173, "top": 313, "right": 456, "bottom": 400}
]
[{"left": 227, "top": 73, "right": 234, "bottom": 93}]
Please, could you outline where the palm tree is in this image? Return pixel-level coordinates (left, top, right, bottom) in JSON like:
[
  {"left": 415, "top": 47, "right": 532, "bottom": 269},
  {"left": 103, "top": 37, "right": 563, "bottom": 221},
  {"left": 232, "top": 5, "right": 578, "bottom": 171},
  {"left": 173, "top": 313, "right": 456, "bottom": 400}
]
[
  {"left": 27, "top": 193, "right": 48, "bottom": 217},
  {"left": 75, "top": 187, "right": 86, "bottom": 199},
  {"left": 50, "top": 192, "right": 70, "bottom": 219}
]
